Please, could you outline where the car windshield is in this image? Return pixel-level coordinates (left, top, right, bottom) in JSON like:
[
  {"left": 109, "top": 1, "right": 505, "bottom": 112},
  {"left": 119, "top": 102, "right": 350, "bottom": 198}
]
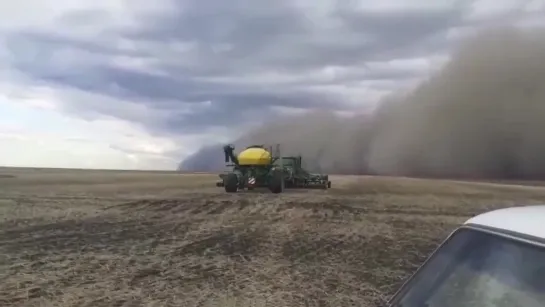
[{"left": 389, "top": 227, "right": 545, "bottom": 307}]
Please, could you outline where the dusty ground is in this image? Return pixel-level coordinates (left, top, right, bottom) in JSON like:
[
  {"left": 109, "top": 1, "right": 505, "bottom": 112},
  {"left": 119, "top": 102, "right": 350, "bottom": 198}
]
[{"left": 2, "top": 168, "right": 545, "bottom": 307}]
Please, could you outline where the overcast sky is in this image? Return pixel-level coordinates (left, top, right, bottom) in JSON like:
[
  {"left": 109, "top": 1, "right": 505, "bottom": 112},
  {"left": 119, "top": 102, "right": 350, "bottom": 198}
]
[{"left": 0, "top": 0, "right": 543, "bottom": 170}]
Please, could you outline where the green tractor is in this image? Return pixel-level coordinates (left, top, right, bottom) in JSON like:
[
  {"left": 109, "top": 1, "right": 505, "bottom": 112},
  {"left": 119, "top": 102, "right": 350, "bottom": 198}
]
[{"left": 215, "top": 144, "right": 331, "bottom": 193}]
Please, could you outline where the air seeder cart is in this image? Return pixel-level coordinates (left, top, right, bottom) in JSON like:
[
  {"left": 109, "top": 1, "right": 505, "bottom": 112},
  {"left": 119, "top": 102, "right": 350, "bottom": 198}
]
[{"left": 215, "top": 144, "right": 331, "bottom": 193}]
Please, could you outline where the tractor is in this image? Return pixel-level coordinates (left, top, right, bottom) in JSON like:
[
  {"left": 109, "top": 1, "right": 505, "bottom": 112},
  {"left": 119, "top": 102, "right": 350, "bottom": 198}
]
[{"left": 215, "top": 144, "right": 331, "bottom": 193}]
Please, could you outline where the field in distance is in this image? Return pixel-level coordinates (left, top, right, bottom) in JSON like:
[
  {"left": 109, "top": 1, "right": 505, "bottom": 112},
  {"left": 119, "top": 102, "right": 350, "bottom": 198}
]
[{"left": 2, "top": 167, "right": 545, "bottom": 307}]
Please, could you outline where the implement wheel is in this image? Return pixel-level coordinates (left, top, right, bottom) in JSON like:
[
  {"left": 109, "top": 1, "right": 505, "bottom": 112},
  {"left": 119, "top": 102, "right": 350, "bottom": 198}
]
[
  {"left": 322, "top": 181, "right": 328, "bottom": 190},
  {"left": 224, "top": 173, "right": 238, "bottom": 193},
  {"left": 269, "top": 170, "right": 284, "bottom": 194}
]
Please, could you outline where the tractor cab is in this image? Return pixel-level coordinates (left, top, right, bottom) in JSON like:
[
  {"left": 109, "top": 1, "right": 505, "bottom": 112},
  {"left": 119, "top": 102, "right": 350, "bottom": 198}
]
[
  {"left": 273, "top": 156, "right": 302, "bottom": 168},
  {"left": 388, "top": 205, "right": 545, "bottom": 307}
]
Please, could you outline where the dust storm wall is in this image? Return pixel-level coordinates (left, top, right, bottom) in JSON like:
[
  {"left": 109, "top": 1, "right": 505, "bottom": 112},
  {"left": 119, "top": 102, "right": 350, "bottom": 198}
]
[{"left": 180, "top": 27, "right": 545, "bottom": 179}]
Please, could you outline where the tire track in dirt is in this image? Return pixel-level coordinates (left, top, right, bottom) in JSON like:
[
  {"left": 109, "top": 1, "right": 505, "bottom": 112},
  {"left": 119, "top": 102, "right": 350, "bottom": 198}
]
[{"left": 108, "top": 193, "right": 478, "bottom": 222}]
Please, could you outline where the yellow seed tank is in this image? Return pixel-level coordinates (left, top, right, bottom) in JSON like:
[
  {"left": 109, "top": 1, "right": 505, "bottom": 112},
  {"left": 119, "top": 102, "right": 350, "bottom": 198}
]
[{"left": 237, "top": 147, "right": 272, "bottom": 166}]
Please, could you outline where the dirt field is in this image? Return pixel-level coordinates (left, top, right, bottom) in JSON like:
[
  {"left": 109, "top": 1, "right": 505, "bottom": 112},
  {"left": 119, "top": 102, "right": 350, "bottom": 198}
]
[{"left": 2, "top": 168, "right": 545, "bottom": 307}]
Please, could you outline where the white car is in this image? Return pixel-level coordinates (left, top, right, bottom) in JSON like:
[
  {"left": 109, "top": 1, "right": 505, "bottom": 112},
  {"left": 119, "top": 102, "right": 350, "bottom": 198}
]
[{"left": 387, "top": 205, "right": 545, "bottom": 307}]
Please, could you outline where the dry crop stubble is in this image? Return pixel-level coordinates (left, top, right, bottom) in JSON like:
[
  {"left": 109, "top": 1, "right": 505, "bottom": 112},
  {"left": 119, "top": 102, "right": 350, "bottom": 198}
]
[{"left": 2, "top": 168, "right": 545, "bottom": 306}]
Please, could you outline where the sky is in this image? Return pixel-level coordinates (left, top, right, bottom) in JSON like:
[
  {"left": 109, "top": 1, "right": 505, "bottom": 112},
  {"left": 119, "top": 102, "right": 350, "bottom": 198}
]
[{"left": 0, "top": 0, "right": 544, "bottom": 170}]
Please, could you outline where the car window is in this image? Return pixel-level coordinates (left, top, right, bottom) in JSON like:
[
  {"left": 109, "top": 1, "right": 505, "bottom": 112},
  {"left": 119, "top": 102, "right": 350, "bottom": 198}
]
[{"left": 391, "top": 227, "right": 545, "bottom": 307}]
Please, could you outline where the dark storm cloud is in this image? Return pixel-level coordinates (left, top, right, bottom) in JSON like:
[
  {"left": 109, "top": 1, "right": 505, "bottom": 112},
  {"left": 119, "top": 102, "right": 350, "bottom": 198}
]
[
  {"left": 160, "top": 90, "right": 346, "bottom": 133},
  {"left": 127, "top": 0, "right": 470, "bottom": 70},
  {"left": 334, "top": 4, "right": 467, "bottom": 58},
  {"left": 2, "top": 0, "right": 477, "bottom": 136}
]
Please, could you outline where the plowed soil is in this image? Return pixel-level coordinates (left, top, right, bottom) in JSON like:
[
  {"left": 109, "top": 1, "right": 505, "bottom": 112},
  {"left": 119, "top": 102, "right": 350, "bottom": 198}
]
[{"left": 2, "top": 168, "right": 545, "bottom": 307}]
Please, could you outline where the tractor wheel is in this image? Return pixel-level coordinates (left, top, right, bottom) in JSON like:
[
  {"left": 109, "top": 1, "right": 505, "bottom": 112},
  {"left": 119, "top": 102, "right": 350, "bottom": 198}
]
[
  {"left": 224, "top": 173, "right": 238, "bottom": 193},
  {"left": 269, "top": 170, "right": 284, "bottom": 194},
  {"left": 327, "top": 181, "right": 332, "bottom": 189}
]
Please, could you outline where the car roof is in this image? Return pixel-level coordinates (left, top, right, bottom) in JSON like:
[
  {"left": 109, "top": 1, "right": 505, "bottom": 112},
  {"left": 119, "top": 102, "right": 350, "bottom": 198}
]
[{"left": 464, "top": 205, "right": 545, "bottom": 240}]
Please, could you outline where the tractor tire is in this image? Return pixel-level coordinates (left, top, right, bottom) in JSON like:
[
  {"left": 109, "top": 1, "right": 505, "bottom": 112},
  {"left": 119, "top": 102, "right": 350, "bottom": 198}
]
[
  {"left": 224, "top": 173, "right": 238, "bottom": 193},
  {"left": 327, "top": 181, "right": 332, "bottom": 189},
  {"left": 269, "top": 170, "right": 284, "bottom": 194}
]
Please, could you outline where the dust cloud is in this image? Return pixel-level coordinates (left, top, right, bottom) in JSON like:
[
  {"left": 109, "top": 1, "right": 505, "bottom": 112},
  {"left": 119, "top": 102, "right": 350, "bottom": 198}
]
[{"left": 180, "top": 27, "right": 545, "bottom": 180}]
